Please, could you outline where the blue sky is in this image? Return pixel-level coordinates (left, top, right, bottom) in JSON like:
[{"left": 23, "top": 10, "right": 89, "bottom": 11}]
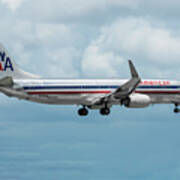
[{"left": 0, "top": 0, "right": 180, "bottom": 179}]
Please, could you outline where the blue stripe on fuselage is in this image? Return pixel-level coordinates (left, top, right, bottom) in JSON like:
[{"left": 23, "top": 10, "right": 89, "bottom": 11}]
[
  {"left": 23, "top": 85, "right": 180, "bottom": 90},
  {"left": 23, "top": 86, "right": 118, "bottom": 90}
]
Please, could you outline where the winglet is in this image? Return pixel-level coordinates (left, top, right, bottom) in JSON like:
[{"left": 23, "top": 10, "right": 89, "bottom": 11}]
[{"left": 128, "top": 60, "right": 139, "bottom": 78}]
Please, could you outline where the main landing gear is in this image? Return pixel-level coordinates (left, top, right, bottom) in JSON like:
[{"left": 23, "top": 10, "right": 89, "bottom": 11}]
[
  {"left": 174, "top": 104, "right": 180, "bottom": 113},
  {"left": 100, "top": 108, "right": 110, "bottom": 116},
  {"left": 77, "top": 105, "right": 111, "bottom": 116},
  {"left": 78, "top": 106, "right": 89, "bottom": 116}
]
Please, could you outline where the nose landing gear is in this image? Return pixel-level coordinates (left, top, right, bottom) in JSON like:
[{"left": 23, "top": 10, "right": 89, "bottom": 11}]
[{"left": 174, "top": 104, "right": 180, "bottom": 113}]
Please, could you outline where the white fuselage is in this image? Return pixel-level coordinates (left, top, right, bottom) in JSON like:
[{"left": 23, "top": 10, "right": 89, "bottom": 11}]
[
  {"left": 1, "top": 45, "right": 178, "bottom": 114},
  {"left": 13, "top": 79, "right": 180, "bottom": 106}
]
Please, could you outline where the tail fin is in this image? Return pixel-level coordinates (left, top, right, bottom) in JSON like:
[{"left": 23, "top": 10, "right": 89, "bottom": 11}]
[{"left": 0, "top": 44, "right": 39, "bottom": 79}]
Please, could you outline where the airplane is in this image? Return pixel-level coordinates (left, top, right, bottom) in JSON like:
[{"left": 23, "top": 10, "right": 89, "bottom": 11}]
[{"left": 0, "top": 44, "right": 180, "bottom": 116}]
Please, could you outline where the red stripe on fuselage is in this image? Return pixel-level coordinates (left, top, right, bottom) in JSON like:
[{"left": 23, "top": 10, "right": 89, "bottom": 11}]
[{"left": 28, "top": 91, "right": 112, "bottom": 95}]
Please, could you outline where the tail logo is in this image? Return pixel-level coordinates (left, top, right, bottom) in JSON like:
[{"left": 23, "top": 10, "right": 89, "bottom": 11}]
[{"left": 0, "top": 52, "right": 14, "bottom": 71}]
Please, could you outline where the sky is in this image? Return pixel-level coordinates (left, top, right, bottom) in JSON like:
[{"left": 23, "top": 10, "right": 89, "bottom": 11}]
[{"left": 0, "top": 0, "right": 180, "bottom": 179}]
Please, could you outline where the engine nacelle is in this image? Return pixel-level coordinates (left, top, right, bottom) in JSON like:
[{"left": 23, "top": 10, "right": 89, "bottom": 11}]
[{"left": 123, "top": 94, "right": 151, "bottom": 108}]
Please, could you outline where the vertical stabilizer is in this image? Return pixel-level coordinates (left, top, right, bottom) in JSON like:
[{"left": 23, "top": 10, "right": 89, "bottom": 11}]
[{"left": 0, "top": 44, "right": 39, "bottom": 79}]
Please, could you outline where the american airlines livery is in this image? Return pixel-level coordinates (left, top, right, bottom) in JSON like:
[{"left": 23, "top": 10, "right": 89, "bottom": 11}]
[{"left": 0, "top": 44, "right": 180, "bottom": 116}]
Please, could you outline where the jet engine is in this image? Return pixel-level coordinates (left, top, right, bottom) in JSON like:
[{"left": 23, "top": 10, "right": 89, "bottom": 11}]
[{"left": 122, "top": 94, "right": 151, "bottom": 108}]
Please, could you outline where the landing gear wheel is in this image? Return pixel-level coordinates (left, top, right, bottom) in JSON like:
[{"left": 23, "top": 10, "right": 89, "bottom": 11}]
[
  {"left": 174, "top": 104, "right": 180, "bottom": 114},
  {"left": 100, "top": 108, "right": 110, "bottom": 116},
  {"left": 78, "top": 108, "right": 88, "bottom": 116},
  {"left": 174, "top": 108, "right": 180, "bottom": 114}
]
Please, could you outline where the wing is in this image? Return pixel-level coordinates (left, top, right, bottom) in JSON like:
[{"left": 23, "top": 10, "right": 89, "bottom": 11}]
[
  {"left": 92, "top": 60, "right": 141, "bottom": 105},
  {"left": 113, "top": 60, "right": 141, "bottom": 99}
]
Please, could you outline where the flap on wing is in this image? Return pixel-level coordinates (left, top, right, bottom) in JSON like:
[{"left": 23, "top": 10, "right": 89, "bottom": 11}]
[{"left": 82, "top": 94, "right": 106, "bottom": 105}]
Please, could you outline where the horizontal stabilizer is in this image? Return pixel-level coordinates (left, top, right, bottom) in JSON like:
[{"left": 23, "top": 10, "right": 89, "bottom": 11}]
[{"left": 0, "top": 76, "right": 13, "bottom": 87}]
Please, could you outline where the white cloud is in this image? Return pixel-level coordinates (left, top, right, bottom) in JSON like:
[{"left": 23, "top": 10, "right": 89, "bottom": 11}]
[
  {"left": 81, "top": 17, "right": 180, "bottom": 78},
  {"left": 35, "top": 23, "right": 76, "bottom": 48},
  {"left": 17, "top": 0, "right": 140, "bottom": 22},
  {"left": 99, "top": 18, "right": 180, "bottom": 63},
  {"left": 1, "top": 0, "right": 24, "bottom": 11},
  {"left": 82, "top": 42, "right": 124, "bottom": 78},
  {"left": 43, "top": 48, "right": 80, "bottom": 78},
  {"left": 0, "top": 17, "right": 82, "bottom": 77},
  {"left": 1, "top": 1, "right": 180, "bottom": 79},
  {"left": 108, "top": 0, "right": 140, "bottom": 8}
]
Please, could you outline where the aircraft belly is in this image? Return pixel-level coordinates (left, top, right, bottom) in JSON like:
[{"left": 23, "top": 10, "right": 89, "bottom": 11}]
[
  {"left": 27, "top": 93, "right": 180, "bottom": 106},
  {"left": 28, "top": 94, "right": 88, "bottom": 105}
]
